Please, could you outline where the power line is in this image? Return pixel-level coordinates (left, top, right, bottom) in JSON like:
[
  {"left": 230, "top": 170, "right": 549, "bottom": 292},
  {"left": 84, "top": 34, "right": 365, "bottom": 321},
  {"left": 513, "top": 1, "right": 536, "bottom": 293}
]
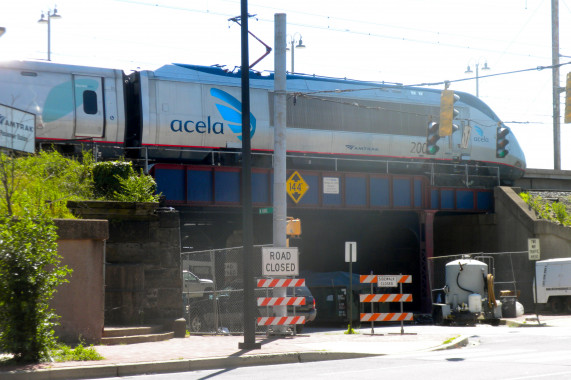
[
  {"left": 290, "top": 61, "right": 571, "bottom": 98},
  {"left": 114, "top": 0, "right": 555, "bottom": 61},
  {"left": 409, "top": 61, "right": 571, "bottom": 88}
]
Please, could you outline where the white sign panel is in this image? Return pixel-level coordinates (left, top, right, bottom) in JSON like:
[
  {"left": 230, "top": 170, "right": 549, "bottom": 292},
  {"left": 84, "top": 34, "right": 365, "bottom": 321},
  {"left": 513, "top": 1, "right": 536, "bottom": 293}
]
[
  {"left": 323, "top": 177, "right": 340, "bottom": 194},
  {"left": 225, "top": 262, "right": 238, "bottom": 277},
  {"left": 345, "top": 241, "right": 357, "bottom": 262},
  {"left": 0, "top": 104, "right": 35, "bottom": 154},
  {"left": 262, "top": 247, "right": 299, "bottom": 276},
  {"left": 528, "top": 238, "right": 541, "bottom": 260},
  {"left": 378, "top": 275, "right": 398, "bottom": 287}
]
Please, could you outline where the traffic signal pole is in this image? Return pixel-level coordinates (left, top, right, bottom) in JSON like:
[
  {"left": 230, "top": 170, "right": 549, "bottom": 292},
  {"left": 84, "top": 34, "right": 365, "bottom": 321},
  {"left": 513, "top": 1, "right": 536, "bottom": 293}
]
[{"left": 272, "top": 13, "right": 288, "bottom": 334}]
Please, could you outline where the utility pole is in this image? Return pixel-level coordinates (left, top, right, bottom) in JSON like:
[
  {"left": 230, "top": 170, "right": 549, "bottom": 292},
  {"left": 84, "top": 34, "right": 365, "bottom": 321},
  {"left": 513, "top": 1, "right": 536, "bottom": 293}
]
[
  {"left": 238, "top": 0, "right": 260, "bottom": 350},
  {"left": 552, "top": 0, "right": 561, "bottom": 170}
]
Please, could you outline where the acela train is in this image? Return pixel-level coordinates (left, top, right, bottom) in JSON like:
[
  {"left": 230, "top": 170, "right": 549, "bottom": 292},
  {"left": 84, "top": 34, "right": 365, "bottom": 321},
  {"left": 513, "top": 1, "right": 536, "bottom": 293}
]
[{"left": 0, "top": 60, "right": 526, "bottom": 185}]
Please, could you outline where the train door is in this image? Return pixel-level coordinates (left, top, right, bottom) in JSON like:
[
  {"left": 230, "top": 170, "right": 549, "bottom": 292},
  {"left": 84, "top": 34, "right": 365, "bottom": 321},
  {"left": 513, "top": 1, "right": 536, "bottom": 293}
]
[{"left": 73, "top": 75, "right": 105, "bottom": 137}]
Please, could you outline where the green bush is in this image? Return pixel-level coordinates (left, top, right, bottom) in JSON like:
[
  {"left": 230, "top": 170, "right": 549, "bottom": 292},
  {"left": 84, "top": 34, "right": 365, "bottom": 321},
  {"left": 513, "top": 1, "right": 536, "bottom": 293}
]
[
  {"left": 92, "top": 161, "right": 134, "bottom": 199},
  {"left": 92, "top": 161, "right": 160, "bottom": 202},
  {"left": 0, "top": 151, "right": 93, "bottom": 218},
  {"left": 113, "top": 169, "right": 161, "bottom": 202},
  {"left": 0, "top": 211, "right": 71, "bottom": 362}
]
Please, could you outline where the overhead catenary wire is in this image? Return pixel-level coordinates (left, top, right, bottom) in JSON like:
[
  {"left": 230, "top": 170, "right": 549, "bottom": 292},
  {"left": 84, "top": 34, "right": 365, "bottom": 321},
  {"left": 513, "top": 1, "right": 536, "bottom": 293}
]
[
  {"left": 283, "top": 61, "right": 571, "bottom": 125},
  {"left": 115, "top": 0, "right": 557, "bottom": 61},
  {"left": 291, "top": 61, "right": 571, "bottom": 98}
]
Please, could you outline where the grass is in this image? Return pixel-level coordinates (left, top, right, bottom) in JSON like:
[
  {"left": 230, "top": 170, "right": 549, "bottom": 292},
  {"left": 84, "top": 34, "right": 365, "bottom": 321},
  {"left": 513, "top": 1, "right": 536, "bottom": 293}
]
[
  {"left": 0, "top": 342, "right": 104, "bottom": 365},
  {"left": 344, "top": 324, "right": 358, "bottom": 334},
  {"left": 51, "top": 342, "right": 104, "bottom": 362}
]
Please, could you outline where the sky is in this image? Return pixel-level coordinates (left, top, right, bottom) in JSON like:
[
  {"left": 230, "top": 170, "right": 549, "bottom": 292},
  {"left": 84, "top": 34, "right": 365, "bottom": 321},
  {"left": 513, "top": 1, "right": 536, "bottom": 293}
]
[{"left": 0, "top": 0, "right": 570, "bottom": 170}]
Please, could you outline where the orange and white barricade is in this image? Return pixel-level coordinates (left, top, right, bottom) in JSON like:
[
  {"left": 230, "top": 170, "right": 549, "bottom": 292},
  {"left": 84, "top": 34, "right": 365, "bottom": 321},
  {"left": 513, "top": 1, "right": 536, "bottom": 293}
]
[
  {"left": 256, "top": 278, "right": 306, "bottom": 331},
  {"left": 359, "top": 274, "right": 414, "bottom": 334}
]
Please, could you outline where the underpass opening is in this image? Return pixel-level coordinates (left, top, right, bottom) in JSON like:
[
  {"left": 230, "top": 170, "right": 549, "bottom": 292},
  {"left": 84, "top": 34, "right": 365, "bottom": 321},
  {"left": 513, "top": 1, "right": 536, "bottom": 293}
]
[{"left": 179, "top": 208, "right": 423, "bottom": 327}]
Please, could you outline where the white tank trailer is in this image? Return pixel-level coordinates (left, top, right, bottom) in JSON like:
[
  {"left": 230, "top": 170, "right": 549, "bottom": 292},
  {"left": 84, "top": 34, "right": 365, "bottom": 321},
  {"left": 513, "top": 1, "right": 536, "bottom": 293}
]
[{"left": 432, "top": 257, "right": 501, "bottom": 325}]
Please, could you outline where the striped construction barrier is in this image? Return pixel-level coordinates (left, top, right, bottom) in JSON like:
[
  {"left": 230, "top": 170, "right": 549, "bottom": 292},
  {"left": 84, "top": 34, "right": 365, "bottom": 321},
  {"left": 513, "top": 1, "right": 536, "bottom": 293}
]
[
  {"left": 257, "top": 316, "right": 306, "bottom": 326},
  {"left": 359, "top": 274, "right": 412, "bottom": 284},
  {"left": 360, "top": 313, "right": 414, "bottom": 322},
  {"left": 257, "top": 297, "right": 306, "bottom": 306},
  {"left": 359, "top": 274, "right": 414, "bottom": 333},
  {"left": 256, "top": 278, "right": 306, "bottom": 328},
  {"left": 359, "top": 294, "right": 413, "bottom": 303},
  {"left": 257, "top": 278, "right": 305, "bottom": 288}
]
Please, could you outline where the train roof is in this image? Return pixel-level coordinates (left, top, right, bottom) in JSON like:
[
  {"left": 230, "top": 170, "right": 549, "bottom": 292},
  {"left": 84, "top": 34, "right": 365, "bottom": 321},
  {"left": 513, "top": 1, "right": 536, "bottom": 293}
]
[{"left": 150, "top": 63, "right": 503, "bottom": 126}]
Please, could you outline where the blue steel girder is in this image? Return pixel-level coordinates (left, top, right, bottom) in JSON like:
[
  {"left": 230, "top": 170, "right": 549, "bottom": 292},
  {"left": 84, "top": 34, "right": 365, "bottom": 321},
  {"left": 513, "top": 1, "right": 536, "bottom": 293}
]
[{"left": 150, "top": 164, "right": 493, "bottom": 212}]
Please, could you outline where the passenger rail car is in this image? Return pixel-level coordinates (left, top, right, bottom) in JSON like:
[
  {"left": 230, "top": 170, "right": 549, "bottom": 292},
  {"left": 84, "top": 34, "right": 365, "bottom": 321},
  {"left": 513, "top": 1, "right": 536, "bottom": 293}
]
[{"left": 0, "top": 60, "right": 526, "bottom": 185}]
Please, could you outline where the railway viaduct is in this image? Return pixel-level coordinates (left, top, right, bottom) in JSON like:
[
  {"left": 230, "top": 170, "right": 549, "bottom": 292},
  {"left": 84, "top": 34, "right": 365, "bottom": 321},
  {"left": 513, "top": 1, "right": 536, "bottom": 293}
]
[{"left": 151, "top": 165, "right": 571, "bottom": 317}]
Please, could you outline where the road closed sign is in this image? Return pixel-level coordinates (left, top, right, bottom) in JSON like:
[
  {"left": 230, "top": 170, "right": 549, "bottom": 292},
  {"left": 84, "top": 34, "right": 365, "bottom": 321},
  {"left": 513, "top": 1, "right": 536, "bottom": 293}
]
[{"left": 262, "top": 247, "right": 299, "bottom": 276}]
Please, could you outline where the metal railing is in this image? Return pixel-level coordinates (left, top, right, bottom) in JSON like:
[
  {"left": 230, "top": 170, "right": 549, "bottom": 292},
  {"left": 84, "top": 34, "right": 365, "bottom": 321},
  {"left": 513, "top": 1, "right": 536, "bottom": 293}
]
[{"left": 98, "top": 145, "right": 502, "bottom": 188}]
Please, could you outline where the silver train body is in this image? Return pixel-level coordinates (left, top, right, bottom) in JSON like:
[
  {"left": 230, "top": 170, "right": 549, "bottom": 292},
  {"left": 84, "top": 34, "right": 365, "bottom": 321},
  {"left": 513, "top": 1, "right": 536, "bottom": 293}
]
[{"left": 0, "top": 60, "right": 526, "bottom": 185}]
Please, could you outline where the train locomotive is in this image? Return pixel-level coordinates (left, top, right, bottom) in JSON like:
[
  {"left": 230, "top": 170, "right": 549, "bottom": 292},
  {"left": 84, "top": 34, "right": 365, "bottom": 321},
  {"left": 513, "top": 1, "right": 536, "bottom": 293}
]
[{"left": 0, "top": 60, "right": 526, "bottom": 186}]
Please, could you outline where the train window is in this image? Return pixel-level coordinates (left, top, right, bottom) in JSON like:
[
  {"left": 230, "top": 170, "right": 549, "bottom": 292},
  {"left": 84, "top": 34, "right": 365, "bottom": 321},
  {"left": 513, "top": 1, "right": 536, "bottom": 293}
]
[{"left": 83, "top": 90, "right": 98, "bottom": 115}]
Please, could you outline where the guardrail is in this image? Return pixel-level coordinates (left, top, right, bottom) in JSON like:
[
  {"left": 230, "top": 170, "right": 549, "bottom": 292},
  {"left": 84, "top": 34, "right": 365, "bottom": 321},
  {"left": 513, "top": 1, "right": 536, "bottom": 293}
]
[{"left": 88, "top": 144, "right": 501, "bottom": 188}]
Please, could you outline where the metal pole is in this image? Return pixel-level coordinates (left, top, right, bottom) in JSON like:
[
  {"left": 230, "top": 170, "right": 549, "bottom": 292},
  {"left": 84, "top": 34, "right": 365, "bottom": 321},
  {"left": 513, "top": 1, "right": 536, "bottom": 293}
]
[
  {"left": 552, "top": 0, "right": 561, "bottom": 170},
  {"left": 239, "top": 0, "right": 260, "bottom": 350},
  {"left": 370, "top": 277, "right": 374, "bottom": 334},
  {"left": 274, "top": 14, "right": 287, "bottom": 259},
  {"left": 475, "top": 64, "right": 479, "bottom": 98},
  {"left": 272, "top": 13, "right": 288, "bottom": 334},
  {"left": 47, "top": 15, "right": 51, "bottom": 61},
  {"left": 349, "top": 254, "right": 353, "bottom": 332},
  {"left": 399, "top": 279, "right": 404, "bottom": 334},
  {"left": 291, "top": 38, "right": 295, "bottom": 74}
]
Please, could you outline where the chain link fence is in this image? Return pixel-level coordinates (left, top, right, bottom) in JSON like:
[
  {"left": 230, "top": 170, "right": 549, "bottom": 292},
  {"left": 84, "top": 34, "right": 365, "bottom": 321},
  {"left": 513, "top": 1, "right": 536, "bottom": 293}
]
[{"left": 182, "top": 245, "right": 278, "bottom": 335}]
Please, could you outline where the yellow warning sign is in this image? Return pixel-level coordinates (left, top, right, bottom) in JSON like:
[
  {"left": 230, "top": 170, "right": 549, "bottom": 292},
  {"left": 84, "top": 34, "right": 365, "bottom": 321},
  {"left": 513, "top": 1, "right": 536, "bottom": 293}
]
[{"left": 286, "top": 171, "right": 309, "bottom": 204}]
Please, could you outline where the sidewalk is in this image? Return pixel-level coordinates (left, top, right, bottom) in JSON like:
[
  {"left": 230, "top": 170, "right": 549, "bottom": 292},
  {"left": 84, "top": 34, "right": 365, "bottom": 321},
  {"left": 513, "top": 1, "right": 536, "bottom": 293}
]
[{"left": 2, "top": 314, "right": 569, "bottom": 380}]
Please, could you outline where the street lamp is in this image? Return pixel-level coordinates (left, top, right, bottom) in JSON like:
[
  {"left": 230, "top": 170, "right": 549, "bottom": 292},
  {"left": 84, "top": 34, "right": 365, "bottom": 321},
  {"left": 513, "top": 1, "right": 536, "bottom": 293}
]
[
  {"left": 287, "top": 33, "right": 305, "bottom": 74},
  {"left": 38, "top": 7, "right": 62, "bottom": 61},
  {"left": 464, "top": 59, "right": 490, "bottom": 98}
]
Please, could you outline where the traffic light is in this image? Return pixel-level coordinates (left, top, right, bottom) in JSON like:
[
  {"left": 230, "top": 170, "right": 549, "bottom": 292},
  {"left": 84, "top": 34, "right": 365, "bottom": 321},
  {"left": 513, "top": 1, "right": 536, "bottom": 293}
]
[
  {"left": 440, "top": 89, "right": 460, "bottom": 136},
  {"left": 426, "top": 121, "right": 440, "bottom": 155},
  {"left": 565, "top": 72, "right": 571, "bottom": 124},
  {"left": 496, "top": 125, "right": 510, "bottom": 158},
  {"left": 286, "top": 217, "right": 301, "bottom": 237}
]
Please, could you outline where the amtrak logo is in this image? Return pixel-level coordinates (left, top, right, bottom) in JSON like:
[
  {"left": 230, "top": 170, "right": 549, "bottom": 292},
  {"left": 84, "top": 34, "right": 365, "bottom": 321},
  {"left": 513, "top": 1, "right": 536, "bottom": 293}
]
[
  {"left": 210, "top": 88, "right": 256, "bottom": 140},
  {"left": 473, "top": 125, "right": 484, "bottom": 137},
  {"left": 345, "top": 145, "right": 379, "bottom": 152}
]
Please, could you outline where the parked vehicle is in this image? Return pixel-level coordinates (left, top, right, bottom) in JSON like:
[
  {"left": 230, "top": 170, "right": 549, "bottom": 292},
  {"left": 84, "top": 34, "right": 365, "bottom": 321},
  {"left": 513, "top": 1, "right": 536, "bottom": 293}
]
[
  {"left": 535, "top": 258, "right": 571, "bottom": 313},
  {"left": 182, "top": 270, "right": 213, "bottom": 299},
  {"left": 186, "top": 283, "right": 317, "bottom": 333},
  {"left": 286, "top": 286, "right": 317, "bottom": 333}
]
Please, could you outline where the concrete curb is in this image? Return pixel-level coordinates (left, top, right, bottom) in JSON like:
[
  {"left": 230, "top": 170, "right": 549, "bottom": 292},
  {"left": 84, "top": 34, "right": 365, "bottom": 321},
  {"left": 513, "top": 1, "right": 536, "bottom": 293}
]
[
  {"left": 1, "top": 352, "right": 383, "bottom": 380},
  {"left": 504, "top": 320, "right": 546, "bottom": 328},
  {"left": 432, "top": 335, "right": 470, "bottom": 351}
]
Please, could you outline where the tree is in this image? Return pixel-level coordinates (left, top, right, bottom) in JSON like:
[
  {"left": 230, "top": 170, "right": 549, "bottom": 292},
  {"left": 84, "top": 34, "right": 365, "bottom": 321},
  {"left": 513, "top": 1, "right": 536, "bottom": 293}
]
[
  {"left": 0, "top": 152, "right": 71, "bottom": 362},
  {"left": 0, "top": 211, "right": 70, "bottom": 362}
]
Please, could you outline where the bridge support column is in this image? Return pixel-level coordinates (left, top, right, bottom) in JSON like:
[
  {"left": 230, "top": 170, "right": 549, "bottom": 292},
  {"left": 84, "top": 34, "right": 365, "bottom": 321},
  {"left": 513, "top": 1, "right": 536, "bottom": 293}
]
[{"left": 419, "top": 210, "right": 437, "bottom": 314}]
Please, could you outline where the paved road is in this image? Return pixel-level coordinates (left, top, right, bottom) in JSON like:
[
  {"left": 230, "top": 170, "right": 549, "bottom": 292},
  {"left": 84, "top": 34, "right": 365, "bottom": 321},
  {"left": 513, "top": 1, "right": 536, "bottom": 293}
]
[{"left": 105, "top": 320, "right": 571, "bottom": 380}]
